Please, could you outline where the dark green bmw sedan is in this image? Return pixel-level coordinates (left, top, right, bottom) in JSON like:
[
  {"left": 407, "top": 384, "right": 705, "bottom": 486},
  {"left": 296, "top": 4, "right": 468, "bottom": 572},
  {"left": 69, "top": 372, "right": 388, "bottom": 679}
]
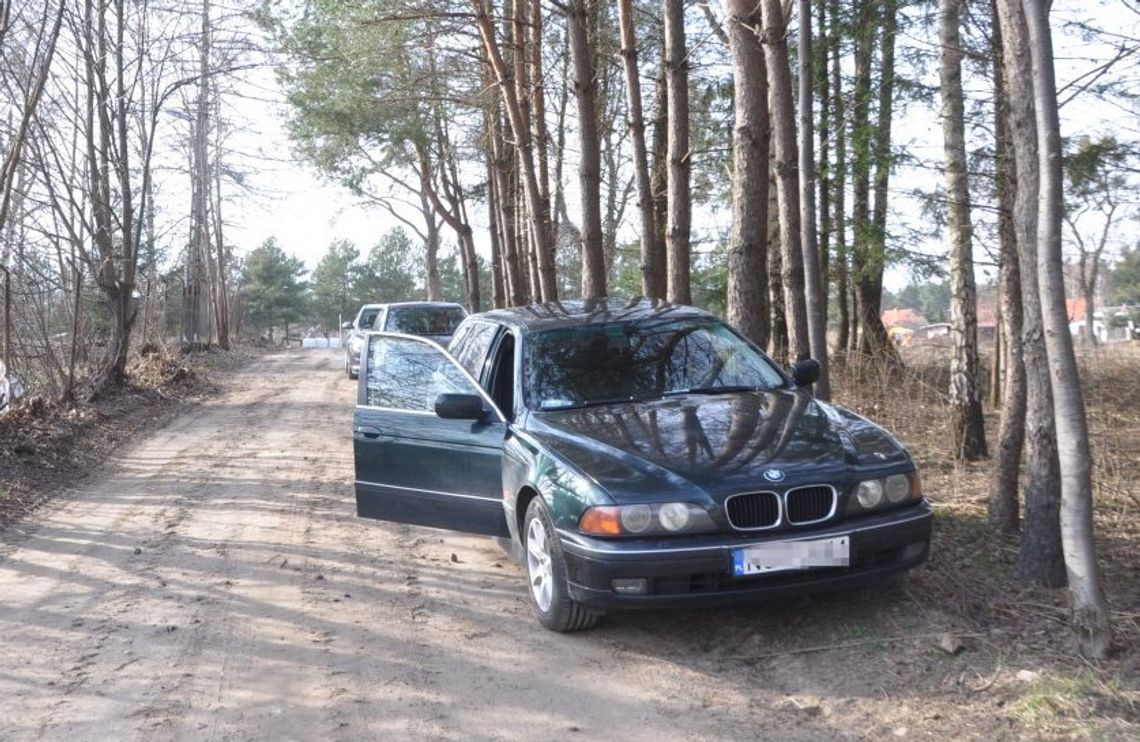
[{"left": 352, "top": 298, "right": 932, "bottom": 631}]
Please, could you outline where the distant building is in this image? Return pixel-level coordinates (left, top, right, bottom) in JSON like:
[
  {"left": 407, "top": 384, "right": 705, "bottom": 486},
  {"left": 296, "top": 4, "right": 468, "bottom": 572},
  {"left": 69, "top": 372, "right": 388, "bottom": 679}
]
[{"left": 880, "top": 307, "right": 927, "bottom": 330}]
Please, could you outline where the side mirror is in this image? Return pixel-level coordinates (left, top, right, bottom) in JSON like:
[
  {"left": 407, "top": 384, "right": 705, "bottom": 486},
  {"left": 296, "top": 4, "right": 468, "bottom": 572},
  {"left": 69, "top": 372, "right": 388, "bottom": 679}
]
[
  {"left": 791, "top": 358, "right": 821, "bottom": 387},
  {"left": 341, "top": 321, "right": 354, "bottom": 330},
  {"left": 434, "top": 393, "right": 487, "bottom": 420}
]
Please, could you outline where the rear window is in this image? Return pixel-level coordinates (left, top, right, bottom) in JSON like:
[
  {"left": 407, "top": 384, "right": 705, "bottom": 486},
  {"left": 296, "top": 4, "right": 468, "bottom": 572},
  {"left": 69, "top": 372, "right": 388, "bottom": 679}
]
[{"left": 383, "top": 306, "right": 466, "bottom": 337}]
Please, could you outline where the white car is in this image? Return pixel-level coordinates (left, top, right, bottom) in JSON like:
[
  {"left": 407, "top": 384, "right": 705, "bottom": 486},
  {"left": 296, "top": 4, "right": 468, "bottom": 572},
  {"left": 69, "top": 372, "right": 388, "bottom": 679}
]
[{"left": 342, "top": 302, "right": 467, "bottom": 379}]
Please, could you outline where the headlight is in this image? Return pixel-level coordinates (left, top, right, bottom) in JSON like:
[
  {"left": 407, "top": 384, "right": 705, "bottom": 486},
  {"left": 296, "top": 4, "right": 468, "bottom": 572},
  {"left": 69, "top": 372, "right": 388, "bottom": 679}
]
[
  {"left": 856, "top": 479, "right": 884, "bottom": 508},
  {"left": 884, "top": 474, "right": 910, "bottom": 503},
  {"left": 848, "top": 471, "right": 921, "bottom": 515},
  {"left": 579, "top": 502, "right": 715, "bottom": 537},
  {"left": 658, "top": 502, "right": 690, "bottom": 531},
  {"left": 620, "top": 504, "right": 653, "bottom": 533}
]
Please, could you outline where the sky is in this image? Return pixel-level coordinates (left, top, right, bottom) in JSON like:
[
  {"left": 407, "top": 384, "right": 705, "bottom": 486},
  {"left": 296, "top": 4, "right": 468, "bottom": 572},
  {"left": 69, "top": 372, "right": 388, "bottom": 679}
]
[{"left": 217, "top": 0, "right": 1138, "bottom": 295}]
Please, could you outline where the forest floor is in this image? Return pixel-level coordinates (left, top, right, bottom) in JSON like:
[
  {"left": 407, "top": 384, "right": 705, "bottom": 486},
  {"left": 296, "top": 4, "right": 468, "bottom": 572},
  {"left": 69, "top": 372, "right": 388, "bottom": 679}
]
[{"left": 0, "top": 344, "right": 1136, "bottom": 741}]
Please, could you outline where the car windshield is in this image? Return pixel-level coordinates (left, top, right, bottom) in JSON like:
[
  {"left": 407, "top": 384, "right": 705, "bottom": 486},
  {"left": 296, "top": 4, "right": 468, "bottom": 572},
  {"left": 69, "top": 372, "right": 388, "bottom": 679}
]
[
  {"left": 384, "top": 306, "right": 466, "bottom": 337},
  {"left": 523, "top": 319, "right": 786, "bottom": 411}
]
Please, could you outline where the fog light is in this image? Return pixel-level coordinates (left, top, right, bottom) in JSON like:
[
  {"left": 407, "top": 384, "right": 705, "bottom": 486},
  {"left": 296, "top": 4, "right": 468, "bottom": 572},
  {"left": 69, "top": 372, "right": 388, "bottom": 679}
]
[
  {"left": 902, "top": 542, "right": 927, "bottom": 561},
  {"left": 611, "top": 578, "right": 649, "bottom": 595}
]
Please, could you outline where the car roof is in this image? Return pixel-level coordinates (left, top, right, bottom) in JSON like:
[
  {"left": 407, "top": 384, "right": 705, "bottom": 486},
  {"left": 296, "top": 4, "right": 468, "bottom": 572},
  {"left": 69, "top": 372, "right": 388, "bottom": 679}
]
[
  {"left": 384, "top": 301, "right": 466, "bottom": 311},
  {"left": 471, "top": 297, "right": 714, "bottom": 333}
]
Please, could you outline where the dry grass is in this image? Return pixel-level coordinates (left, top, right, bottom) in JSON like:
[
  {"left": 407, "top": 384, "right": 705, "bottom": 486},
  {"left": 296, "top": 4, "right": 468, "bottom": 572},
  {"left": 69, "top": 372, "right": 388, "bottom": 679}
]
[{"left": 829, "top": 342, "right": 1140, "bottom": 737}]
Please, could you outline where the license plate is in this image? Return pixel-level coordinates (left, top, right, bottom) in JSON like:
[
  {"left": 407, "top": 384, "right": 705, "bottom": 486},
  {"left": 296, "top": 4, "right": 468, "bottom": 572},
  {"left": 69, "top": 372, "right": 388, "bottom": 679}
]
[{"left": 732, "top": 536, "right": 850, "bottom": 576}]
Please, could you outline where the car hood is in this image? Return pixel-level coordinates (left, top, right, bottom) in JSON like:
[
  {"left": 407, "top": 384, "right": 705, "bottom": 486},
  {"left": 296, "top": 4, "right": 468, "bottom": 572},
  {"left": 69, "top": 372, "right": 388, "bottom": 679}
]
[{"left": 523, "top": 390, "right": 909, "bottom": 504}]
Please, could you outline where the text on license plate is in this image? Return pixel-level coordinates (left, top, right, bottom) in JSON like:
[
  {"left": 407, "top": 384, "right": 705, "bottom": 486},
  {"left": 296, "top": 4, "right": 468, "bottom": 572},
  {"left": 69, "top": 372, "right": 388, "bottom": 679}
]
[{"left": 732, "top": 536, "right": 850, "bottom": 576}]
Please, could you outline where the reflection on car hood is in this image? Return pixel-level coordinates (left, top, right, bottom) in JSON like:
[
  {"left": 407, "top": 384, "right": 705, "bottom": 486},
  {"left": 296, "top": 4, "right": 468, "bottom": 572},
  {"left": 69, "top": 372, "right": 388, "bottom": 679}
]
[{"left": 524, "top": 391, "right": 909, "bottom": 504}]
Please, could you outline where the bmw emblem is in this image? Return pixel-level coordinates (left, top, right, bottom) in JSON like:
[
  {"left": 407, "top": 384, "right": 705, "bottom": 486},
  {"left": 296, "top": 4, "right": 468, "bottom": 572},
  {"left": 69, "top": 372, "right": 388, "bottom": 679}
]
[{"left": 763, "top": 469, "right": 785, "bottom": 483}]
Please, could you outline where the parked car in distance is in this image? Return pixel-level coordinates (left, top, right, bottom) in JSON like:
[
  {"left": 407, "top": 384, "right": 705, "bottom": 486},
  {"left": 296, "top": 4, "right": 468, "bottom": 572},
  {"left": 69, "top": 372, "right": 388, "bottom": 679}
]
[
  {"left": 343, "top": 301, "right": 467, "bottom": 379},
  {"left": 351, "top": 298, "right": 932, "bottom": 632}
]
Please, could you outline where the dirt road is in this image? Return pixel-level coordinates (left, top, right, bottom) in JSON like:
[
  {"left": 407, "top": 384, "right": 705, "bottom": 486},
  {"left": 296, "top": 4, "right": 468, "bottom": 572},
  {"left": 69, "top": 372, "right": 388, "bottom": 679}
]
[{"left": 0, "top": 351, "right": 1019, "bottom": 740}]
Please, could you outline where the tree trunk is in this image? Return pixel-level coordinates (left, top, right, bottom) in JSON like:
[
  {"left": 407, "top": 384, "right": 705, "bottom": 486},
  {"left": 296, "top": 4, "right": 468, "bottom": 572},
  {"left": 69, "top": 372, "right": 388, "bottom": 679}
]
[
  {"left": 760, "top": 0, "right": 808, "bottom": 362},
  {"left": 816, "top": 0, "right": 831, "bottom": 338},
  {"left": 617, "top": 0, "right": 663, "bottom": 299},
  {"left": 184, "top": 0, "right": 214, "bottom": 349},
  {"left": 852, "top": 0, "right": 898, "bottom": 359},
  {"left": 989, "top": 15, "right": 1025, "bottom": 534},
  {"left": 485, "top": 66, "right": 525, "bottom": 305},
  {"left": 850, "top": 0, "right": 874, "bottom": 354},
  {"left": 1082, "top": 278, "right": 1097, "bottom": 346},
  {"left": 1022, "top": 0, "right": 1112, "bottom": 659},
  {"left": 940, "top": 0, "right": 987, "bottom": 460},
  {"left": 663, "top": 0, "right": 691, "bottom": 304},
  {"left": 768, "top": 169, "right": 788, "bottom": 360},
  {"left": 798, "top": 0, "right": 829, "bottom": 397},
  {"left": 725, "top": 0, "right": 769, "bottom": 347},
  {"left": 415, "top": 142, "right": 479, "bottom": 311},
  {"left": 831, "top": 0, "right": 849, "bottom": 354},
  {"left": 650, "top": 51, "right": 669, "bottom": 280},
  {"left": 531, "top": 0, "right": 553, "bottom": 244},
  {"left": 568, "top": 0, "right": 606, "bottom": 298},
  {"left": 421, "top": 190, "right": 442, "bottom": 301},
  {"left": 486, "top": 153, "right": 505, "bottom": 308},
  {"left": 211, "top": 88, "right": 230, "bottom": 350},
  {"left": 474, "top": 0, "right": 557, "bottom": 301},
  {"left": 995, "top": 0, "right": 1065, "bottom": 589}
]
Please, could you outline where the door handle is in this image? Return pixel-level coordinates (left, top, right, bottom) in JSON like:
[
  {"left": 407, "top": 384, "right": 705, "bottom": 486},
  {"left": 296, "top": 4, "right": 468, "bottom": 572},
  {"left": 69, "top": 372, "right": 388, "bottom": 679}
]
[{"left": 355, "top": 426, "right": 382, "bottom": 440}]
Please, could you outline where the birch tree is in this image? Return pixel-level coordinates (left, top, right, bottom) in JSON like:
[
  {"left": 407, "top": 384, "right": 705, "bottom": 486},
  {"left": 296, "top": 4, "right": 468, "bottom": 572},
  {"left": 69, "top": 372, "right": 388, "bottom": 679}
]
[
  {"left": 995, "top": 0, "right": 1065, "bottom": 589},
  {"left": 1022, "top": 0, "right": 1112, "bottom": 658},
  {"left": 940, "top": 0, "right": 987, "bottom": 460}
]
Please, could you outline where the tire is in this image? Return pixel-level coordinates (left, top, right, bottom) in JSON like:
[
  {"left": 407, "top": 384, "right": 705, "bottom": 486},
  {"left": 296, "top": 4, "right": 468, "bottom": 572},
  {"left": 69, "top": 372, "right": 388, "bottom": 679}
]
[
  {"left": 346, "top": 353, "right": 358, "bottom": 380},
  {"left": 523, "top": 498, "right": 600, "bottom": 632}
]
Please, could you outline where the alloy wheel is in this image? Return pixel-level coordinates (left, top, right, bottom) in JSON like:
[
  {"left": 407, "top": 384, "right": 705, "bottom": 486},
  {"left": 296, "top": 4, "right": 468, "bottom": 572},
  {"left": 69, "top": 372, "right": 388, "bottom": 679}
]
[{"left": 526, "top": 516, "right": 553, "bottom": 612}]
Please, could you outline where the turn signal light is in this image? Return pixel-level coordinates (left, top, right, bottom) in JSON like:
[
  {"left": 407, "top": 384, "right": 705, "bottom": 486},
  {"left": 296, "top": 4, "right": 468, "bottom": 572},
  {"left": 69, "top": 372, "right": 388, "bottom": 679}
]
[{"left": 579, "top": 506, "right": 622, "bottom": 535}]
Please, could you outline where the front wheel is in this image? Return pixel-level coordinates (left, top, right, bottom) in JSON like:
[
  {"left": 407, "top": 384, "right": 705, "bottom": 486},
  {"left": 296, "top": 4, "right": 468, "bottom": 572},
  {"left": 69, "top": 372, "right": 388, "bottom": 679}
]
[{"left": 523, "top": 498, "right": 600, "bottom": 632}]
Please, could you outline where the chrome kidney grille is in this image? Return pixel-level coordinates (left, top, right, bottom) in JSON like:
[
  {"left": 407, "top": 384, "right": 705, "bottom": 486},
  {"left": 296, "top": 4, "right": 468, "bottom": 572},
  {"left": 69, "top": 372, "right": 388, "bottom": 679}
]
[
  {"left": 785, "top": 485, "right": 837, "bottom": 525},
  {"left": 724, "top": 491, "right": 781, "bottom": 530},
  {"left": 725, "top": 485, "right": 838, "bottom": 530}
]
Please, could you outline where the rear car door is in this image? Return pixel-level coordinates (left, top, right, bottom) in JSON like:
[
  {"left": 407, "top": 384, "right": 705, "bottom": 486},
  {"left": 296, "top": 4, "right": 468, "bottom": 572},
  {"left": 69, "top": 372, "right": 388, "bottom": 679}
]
[{"left": 353, "top": 332, "right": 510, "bottom": 537}]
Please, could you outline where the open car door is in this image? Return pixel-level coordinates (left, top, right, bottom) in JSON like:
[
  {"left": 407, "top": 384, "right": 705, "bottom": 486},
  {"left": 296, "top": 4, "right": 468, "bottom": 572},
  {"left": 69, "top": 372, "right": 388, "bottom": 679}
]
[{"left": 353, "top": 332, "right": 510, "bottom": 537}]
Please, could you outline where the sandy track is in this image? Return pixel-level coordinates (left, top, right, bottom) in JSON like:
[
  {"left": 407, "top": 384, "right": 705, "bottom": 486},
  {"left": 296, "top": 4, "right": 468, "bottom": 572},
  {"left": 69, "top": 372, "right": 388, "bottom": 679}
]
[{"left": 0, "top": 350, "right": 968, "bottom": 741}]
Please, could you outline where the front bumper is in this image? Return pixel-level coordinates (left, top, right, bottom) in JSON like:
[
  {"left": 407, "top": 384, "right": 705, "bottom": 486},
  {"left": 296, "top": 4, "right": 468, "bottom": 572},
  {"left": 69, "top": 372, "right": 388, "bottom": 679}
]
[{"left": 557, "top": 501, "right": 933, "bottom": 609}]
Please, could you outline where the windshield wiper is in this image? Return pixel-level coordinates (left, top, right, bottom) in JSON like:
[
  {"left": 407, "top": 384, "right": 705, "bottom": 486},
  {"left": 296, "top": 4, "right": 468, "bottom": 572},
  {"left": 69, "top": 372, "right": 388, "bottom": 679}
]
[
  {"left": 540, "top": 394, "right": 661, "bottom": 411},
  {"left": 664, "top": 384, "right": 764, "bottom": 396}
]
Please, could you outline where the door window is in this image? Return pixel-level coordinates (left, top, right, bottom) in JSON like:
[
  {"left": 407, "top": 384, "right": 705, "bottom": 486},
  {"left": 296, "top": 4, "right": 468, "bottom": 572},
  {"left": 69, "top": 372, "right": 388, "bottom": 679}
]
[
  {"left": 364, "top": 335, "right": 481, "bottom": 412},
  {"left": 451, "top": 321, "right": 498, "bottom": 381}
]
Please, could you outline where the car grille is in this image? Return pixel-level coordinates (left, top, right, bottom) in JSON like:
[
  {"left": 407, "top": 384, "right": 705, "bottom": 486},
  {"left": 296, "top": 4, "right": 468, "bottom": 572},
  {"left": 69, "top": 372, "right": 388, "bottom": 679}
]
[
  {"left": 785, "top": 485, "right": 836, "bottom": 524},
  {"left": 725, "top": 491, "right": 780, "bottom": 530}
]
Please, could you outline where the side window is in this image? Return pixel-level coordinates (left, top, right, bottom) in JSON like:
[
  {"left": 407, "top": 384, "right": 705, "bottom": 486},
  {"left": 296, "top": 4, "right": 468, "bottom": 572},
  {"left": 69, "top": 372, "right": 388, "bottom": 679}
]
[
  {"left": 447, "top": 323, "right": 473, "bottom": 358},
  {"left": 364, "top": 336, "right": 479, "bottom": 411},
  {"left": 451, "top": 322, "right": 498, "bottom": 381},
  {"left": 489, "top": 333, "right": 516, "bottom": 420},
  {"left": 358, "top": 308, "right": 381, "bottom": 330}
]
